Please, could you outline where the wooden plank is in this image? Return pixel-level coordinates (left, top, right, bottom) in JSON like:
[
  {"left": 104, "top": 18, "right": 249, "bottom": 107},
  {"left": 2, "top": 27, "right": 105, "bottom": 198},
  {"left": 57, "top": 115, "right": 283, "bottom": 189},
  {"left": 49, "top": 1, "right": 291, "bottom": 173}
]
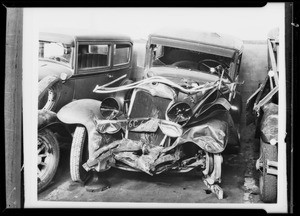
[{"left": 5, "top": 8, "right": 23, "bottom": 208}]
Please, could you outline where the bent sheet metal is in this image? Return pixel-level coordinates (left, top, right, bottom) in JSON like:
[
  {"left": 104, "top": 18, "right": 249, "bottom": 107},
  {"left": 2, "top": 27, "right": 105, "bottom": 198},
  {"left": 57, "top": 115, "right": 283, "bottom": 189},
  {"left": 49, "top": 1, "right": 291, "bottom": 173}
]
[{"left": 83, "top": 117, "right": 228, "bottom": 175}]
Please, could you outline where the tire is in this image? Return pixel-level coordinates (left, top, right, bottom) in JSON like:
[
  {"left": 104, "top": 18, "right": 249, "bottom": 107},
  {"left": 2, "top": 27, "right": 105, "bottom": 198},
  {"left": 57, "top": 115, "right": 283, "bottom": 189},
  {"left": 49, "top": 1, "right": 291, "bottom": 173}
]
[
  {"left": 38, "top": 81, "right": 61, "bottom": 111},
  {"left": 38, "top": 129, "right": 60, "bottom": 192},
  {"left": 259, "top": 140, "right": 278, "bottom": 203},
  {"left": 70, "top": 126, "right": 89, "bottom": 183},
  {"left": 230, "top": 92, "right": 242, "bottom": 124}
]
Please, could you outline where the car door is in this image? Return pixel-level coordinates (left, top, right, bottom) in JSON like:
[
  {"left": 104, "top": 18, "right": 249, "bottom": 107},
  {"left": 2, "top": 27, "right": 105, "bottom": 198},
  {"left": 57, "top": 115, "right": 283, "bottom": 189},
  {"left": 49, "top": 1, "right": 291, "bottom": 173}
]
[{"left": 73, "top": 40, "right": 132, "bottom": 101}]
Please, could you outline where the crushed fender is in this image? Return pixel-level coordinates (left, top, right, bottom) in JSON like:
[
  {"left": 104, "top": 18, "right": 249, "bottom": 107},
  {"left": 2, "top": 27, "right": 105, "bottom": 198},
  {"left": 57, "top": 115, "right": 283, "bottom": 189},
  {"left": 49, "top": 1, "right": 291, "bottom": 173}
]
[{"left": 83, "top": 118, "right": 227, "bottom": 175}]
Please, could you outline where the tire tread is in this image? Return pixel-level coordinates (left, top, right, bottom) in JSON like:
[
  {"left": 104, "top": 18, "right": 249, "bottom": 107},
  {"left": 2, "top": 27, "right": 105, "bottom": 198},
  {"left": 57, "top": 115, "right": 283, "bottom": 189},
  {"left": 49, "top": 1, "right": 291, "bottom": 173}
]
[{"left": 70, "top": 126, "right": 87, "bottom": 182}]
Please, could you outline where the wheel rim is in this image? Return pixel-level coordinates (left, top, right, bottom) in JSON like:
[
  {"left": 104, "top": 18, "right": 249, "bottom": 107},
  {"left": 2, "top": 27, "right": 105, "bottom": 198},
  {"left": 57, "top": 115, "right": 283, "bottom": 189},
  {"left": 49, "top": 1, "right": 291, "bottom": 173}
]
[
  {"left": 42, "top": 87, "right": 55, "bottom": 110},
  {"left": 37, "top": 134, "right": 56, "bottom": 183}
]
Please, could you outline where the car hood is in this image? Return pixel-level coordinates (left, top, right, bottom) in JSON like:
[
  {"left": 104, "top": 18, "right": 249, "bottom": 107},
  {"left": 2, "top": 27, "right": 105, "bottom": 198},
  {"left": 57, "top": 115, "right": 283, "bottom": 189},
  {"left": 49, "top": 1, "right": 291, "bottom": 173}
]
[
  {"left": 38, "top": 59, "right": 73, "bottom": 81},
  {"left": 146, "top": 66, "right": 220, "bottom": 85}
]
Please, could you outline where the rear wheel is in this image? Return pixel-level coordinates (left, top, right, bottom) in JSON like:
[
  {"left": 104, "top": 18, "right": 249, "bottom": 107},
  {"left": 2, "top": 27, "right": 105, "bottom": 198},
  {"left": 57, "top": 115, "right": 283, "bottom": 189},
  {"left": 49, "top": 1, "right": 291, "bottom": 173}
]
[
  {"left": 259, "top": 141, "right": 278, "bottom": 203},
  {"left": 37, "top": 129, "right": 60, "bottom": 192},
  {"left": 70, "top": 126, "right": 89, "bottom": 183}
]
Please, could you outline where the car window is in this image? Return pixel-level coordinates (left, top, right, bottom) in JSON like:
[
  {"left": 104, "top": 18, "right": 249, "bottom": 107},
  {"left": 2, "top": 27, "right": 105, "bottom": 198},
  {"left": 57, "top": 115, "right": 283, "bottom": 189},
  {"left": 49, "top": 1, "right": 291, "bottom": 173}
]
[
  {"left": 113, "top": 44, "right": 131, "bottom": 66},
  {"left": 78, "top": 44, "right": 110, "bottom": 70},
  {"left": 39, "top": 41, "right": 72, "bottom": 67},
  {"left": 151, "top": 45, "right": 232, "bottom": 74}
]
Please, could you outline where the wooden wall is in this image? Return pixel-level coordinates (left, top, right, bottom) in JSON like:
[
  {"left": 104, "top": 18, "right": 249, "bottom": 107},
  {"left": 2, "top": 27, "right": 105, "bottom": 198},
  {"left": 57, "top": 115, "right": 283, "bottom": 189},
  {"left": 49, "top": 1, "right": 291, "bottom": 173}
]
[{"left": 5, "top": 8, "right": 23, "bottom": 208}]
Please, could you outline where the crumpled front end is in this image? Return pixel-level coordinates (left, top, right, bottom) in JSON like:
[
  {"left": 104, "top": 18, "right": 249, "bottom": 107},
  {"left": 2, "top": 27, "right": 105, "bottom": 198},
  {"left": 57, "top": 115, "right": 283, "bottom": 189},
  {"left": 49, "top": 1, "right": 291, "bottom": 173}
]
[
  {"left": 83, "top": 81, "right": 230, "bottom": 175},
  {"left": 83, "top": 117, "right": 228, "bottom": 175}
]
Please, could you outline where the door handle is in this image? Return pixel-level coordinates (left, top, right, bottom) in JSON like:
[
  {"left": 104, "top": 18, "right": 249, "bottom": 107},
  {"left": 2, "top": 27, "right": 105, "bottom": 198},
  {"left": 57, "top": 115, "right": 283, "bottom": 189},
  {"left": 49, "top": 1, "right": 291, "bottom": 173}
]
[{"left": 106, "top": 74, "right": 113, "bottom": 78}]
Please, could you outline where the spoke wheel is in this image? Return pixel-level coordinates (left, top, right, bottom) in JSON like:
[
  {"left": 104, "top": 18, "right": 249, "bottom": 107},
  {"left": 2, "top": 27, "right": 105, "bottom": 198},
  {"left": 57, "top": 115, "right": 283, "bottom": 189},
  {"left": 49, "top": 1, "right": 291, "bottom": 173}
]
[{"left": 37, "top": 129, "right": 60, "bottom": 192}]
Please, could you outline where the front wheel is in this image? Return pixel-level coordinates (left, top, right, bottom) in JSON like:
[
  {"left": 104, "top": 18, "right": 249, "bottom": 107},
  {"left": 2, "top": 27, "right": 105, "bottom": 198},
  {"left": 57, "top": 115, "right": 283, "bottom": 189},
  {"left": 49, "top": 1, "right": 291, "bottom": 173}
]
[
  {"left": 259, "top": 141, "right": 278, "bottom": 203},
  {"left": 37, "top": 129, "right": 60, "bottom": 192},
  {"left": 70, "top": 126, "right": 89, "bottom": 183}
]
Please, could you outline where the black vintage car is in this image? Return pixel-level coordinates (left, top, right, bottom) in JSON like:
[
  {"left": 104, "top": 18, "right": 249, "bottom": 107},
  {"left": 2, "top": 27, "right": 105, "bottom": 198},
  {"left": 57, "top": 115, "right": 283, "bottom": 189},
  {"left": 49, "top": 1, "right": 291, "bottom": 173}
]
[
  {"left": 37, "top": 32, "right": 133, "bottom": 192},
  {"left": 38, "top": 32, "right": 134, "bottom": 112},
  {"left": 57, "top": 29, "right": 244, "bottom": 199}
]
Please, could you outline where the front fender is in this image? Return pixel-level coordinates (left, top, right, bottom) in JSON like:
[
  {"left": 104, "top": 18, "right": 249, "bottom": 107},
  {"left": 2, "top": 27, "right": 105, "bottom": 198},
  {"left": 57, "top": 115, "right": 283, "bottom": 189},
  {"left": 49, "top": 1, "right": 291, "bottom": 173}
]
[
  {"left": 38, "top": 75, "right": 62, "bottom": 101},
  {"left": 57, "top": 99, "right": 102, "bottom": 133},
  {"left": 38, "top": 109, "right": 72, "bottom": 140},
  {"left": 38, "top": 109, "right": 59, "bottom": 129}
]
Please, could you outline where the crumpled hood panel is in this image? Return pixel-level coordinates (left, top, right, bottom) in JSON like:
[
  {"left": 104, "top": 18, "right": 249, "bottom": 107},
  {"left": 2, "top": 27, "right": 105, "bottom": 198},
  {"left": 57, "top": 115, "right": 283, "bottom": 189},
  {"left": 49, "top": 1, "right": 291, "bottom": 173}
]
[{"left": 83, "top": 80, "right": 233, "bottom": 175}]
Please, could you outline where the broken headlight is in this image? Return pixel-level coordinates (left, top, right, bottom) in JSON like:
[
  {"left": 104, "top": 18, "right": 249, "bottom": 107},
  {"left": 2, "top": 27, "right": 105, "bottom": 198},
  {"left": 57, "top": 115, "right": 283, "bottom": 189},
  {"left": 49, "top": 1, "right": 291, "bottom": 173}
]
[
  {"left": 167, "top": 102, "right": 192, "bottom": 125},
  {"left": 100, "top": 97, "right": 121, "bottom": 119}
]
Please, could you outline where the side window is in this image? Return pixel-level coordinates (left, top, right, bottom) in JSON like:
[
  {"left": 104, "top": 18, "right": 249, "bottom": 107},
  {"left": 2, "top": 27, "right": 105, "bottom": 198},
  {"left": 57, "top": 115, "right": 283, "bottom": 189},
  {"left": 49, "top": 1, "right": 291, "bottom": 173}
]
[
  {"left": 113, "top": 44, "right": 131, "bottom": 66},
  {"left": 78, "top": 44, "right": 110, "bottom": 70}
]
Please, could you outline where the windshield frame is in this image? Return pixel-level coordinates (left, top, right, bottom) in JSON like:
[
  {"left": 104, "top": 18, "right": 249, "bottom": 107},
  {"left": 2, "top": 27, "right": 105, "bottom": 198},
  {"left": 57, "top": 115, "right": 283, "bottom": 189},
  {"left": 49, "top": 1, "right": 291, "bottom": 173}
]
[
  {"left": 39, "top": 40, "right": 74, "bottom": 69},
  {"left": 148, "top": 43, "right": 235, "bottom": 77}
]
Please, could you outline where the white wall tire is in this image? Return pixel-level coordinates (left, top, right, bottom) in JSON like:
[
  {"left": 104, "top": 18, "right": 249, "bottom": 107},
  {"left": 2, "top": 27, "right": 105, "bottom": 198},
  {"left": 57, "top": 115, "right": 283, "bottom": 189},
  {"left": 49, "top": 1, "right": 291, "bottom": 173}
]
[{"left": 70, "top": 126, "right": 89, "bottom": 183}]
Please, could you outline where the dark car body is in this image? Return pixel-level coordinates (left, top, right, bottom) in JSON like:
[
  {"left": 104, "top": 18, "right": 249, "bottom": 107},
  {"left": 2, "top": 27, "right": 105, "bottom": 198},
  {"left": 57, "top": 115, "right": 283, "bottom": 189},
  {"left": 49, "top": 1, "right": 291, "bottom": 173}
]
[
  {"left": 38, "top": 32, "right": 133, "bottom": 112},
  {"left": 57, "top": 29, "right": 244, "bottom": 199}
]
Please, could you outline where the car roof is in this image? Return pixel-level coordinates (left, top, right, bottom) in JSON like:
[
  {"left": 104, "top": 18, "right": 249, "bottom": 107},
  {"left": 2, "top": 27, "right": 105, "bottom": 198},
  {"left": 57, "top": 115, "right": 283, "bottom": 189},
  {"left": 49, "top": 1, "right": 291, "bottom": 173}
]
[
  {"left": 39, "top": 32, "right": 132, "bottom": 46},
  {"left": 148, "top": 28, "right": 243, "bottom": 57}
]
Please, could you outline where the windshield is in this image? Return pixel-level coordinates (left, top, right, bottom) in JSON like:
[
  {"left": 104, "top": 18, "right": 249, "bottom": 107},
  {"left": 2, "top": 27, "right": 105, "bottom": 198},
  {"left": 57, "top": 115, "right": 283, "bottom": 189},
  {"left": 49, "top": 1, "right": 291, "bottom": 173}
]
[
  {"left": 150, "top": 44, "right": 233, "bottom": 75},
  {"left": 39, "top": 41, "right": 73, "bottom": 67}
]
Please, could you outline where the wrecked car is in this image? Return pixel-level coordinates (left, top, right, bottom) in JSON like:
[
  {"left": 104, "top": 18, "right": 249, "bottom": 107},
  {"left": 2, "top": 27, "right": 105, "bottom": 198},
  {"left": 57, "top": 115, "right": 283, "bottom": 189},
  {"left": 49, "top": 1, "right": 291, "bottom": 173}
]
[
  {"left": 37, "top": 32, "right": 134, "bottom": 192},
  {"left": 246, "top": 28, "right": 279, "bottom": 203},
  {"left": 57, "top": 29, "right": 244, "bottom": 199}
]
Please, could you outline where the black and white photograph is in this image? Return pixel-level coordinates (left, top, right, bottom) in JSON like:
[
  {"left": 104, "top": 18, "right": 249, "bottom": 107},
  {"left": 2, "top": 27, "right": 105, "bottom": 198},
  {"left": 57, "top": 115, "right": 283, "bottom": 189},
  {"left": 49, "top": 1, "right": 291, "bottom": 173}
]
[{"left": 4, "top": 2, "right": 293, "bottom": 213}]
